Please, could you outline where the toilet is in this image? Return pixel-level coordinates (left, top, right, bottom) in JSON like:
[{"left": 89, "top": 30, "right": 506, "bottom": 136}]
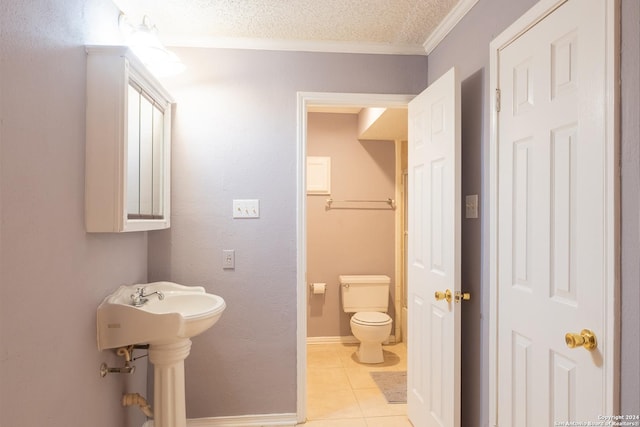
[{"left": 339, "top": 275, "right": 393, "bottom": 364}]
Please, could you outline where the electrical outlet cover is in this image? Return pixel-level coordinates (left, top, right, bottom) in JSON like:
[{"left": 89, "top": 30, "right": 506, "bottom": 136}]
[{"left": 222, "top": 249, "right": 235, "bottom": 269}]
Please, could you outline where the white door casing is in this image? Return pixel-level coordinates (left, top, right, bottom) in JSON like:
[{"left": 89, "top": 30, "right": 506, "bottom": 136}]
[
  {"left": 489, "top": 0, "right": 619, "bottom": 425},
  {"left": 407, "top": 67, "right": 461, "bottom": 427}
]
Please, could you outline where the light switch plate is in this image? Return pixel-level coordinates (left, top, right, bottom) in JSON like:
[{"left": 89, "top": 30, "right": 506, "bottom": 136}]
[
  {"left": 232, "top": 199, "right": 260, "bottom": 218},
  {"left": 465, "top": 194, "right": 478, "bottom": 219}
]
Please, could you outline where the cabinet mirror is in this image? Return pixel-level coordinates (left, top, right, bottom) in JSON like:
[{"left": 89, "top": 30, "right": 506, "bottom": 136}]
[{"left": 86, "top": 46, "right": 174, "bottom": 232}]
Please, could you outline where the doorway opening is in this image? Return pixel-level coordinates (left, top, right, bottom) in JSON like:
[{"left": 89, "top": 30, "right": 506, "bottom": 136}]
[{"left": 296, "top": 92, "right": 414, "bottom": 422}]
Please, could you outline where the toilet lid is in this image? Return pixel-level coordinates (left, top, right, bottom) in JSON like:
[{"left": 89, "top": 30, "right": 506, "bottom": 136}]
[{"left": 352, "top": 312, "right": 392, "bottom": 325}]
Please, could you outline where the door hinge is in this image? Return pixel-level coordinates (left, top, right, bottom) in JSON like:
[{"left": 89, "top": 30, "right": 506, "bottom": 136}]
[{"left": 495, "top": 88, "right": 501, "bottom": 112}]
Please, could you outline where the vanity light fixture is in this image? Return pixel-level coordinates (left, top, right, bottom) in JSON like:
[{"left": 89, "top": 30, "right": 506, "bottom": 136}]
[{"left": 119, "top": 13, "right": 186, "bottom": 77}]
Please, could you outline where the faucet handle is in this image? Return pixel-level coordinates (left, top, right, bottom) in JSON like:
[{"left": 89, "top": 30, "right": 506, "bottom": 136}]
[{"left": 130, "top": 287, "right": 145, "bottom": 304}]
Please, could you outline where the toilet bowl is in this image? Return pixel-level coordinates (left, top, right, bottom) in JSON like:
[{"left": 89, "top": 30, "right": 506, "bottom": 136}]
[
  {"left": 350, "top": 311, "right": 393, "bottom": 364},
  {"left": 339, "top": 275, "right": 393, "bottom": 364}
]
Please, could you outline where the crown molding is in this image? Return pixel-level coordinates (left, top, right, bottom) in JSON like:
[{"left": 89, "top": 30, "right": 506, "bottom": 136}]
[
  {"left": 423, "top": 0, "right": 480, "bottom": 54},
  {"left": 164, "top": 35, "right": 427, "bottom": 56}
]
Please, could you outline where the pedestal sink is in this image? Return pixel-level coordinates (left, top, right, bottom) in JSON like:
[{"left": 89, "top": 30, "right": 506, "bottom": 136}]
[{"left": 97, "top": 282, "right": 226, "bottom": 427}]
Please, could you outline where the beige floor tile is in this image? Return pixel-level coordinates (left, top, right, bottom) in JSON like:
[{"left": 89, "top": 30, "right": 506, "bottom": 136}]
[
  {"left": 307, "top": 367, "right": 351, "bottom": 392},
  {"left": 307, "top": 346, "right": 343, "bottom": 368},
  {"left": 298, "top": 418, "right": 368, "bottom": 427},
  {"left": 338, "top": 349, "right": 363, "bottom": 367},
  {"left": 354, "top": 388, "right": 407, "bottom": 417},
  {"left": 306, "top": 342, "right": 408, "bottom": 424},
  {"left": 344, "top": 367, "right": 378, "bottom": 390},
  {"left": 373, "top": 349, "right": 405, "bottom": 370},
  {"left": 385, "top": 345, "right": 407, "bottom": 365},
  {"left": 307, "top": 389, "right": 364, "bottom": 420},
  {"left": 386, "top": 342, "right": 407, "bottom": 354},
  {"left": 365, "top": 415, "right": 414, "bottom": 427},
  {"left": 335, "top": 343, "right": 360, "bottom": 362},
  {"left": 339, "top": 349, "right": 405, "bottom": 371}
]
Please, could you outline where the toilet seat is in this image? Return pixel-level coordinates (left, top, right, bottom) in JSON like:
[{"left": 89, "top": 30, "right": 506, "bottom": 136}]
[{"left": 351, "top": 311, "right": 392, "bottom": 326}]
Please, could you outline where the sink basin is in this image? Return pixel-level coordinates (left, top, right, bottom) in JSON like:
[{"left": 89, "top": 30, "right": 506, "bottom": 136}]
[{"left": 97, "top": 281, "right": 226, "bottom": 350}]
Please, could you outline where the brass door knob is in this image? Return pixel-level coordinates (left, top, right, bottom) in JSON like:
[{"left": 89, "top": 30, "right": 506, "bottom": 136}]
[
  {"left": 565, "top": 329, "right": 597, "bottom": 350},
  {"left": 455, "top": 291, "right": 471, "bottom": 303},
  {"left": 434, "top": 289, "right": 452, "bottom": 303}
]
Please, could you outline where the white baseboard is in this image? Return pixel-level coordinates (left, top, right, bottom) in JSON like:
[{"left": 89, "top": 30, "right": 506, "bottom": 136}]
[
  {"left": 143, "top": 413, "right": 297, "bottom": 427},
  {"left": 306, "top": 335, "right": 358, "bottom": 344},
  {"left": 306, "top": 335, "right": 398, "bottom": 345}
]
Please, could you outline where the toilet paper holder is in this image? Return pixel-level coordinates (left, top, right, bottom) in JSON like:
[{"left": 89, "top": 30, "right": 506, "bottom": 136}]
[{"left": 310, "top": 283, "right": 326, "bottom": 295}]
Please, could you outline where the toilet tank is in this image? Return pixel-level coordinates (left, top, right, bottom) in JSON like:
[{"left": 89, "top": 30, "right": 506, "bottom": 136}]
[{"left": 339, "top": 275, "right": 391, "bottom": 313}]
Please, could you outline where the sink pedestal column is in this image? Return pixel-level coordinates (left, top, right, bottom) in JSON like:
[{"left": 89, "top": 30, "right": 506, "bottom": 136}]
[{"left": 148, "top": 338, "right": 192, "bottom": 427}]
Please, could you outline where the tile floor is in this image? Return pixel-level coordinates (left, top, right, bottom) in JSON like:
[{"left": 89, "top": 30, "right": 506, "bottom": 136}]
[{"left": 299, "top": 342, "right": 413, "bottom": 427}]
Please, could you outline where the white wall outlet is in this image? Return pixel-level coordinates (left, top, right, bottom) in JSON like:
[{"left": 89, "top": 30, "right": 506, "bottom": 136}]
[
  {"left": 232, "top": 199, "right": 260, "bottom": 218},
  {"left": 222, "top": 249, "right": 235, "bottom": 269},
  {"left": 465, "top": 194, "right": 479, "bottom": 219}
]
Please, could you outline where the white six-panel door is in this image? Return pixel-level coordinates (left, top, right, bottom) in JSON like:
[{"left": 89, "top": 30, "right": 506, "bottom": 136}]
[
  {"left": 492, "top": 0, "right": 617, "bottom": 424},
  {"left": 407, "top": 67, "right": 461, "bottom": 427}
]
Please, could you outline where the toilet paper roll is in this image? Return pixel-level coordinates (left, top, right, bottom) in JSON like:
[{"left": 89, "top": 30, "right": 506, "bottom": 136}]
[{"left": 312, "top": 283, "right": 326, "bottom": 295}]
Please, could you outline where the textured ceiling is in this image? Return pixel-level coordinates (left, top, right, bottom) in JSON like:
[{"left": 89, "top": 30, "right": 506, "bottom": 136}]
[{"left": 113, "top": 0, "right": 468, "bottom": 54}]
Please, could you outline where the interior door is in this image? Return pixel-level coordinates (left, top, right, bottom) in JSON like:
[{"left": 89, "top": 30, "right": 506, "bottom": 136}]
[
  {"left": 495, "top": 0, "right": 613, "bottom": 424},
  {"left": 407, "top": 67, "right": 461, "bottom": 427}
]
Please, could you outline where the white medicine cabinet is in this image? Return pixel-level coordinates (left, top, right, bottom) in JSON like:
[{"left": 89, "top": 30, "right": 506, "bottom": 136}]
[{"left": 85, "top": 46, "right": 174, "bottom": 232}]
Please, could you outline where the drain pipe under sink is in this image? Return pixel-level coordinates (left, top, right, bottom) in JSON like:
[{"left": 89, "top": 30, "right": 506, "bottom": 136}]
[{"left": 122, "top": 393, "right": 153, "bottom": 419}]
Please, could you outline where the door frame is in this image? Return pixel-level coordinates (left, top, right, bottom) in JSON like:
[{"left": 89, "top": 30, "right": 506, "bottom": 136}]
[
  {"left": 488, "top": 0, "right": 620, "bottom": 423},
  {"left": 296, "top": 92, "right": 414, "bottom": 422}
]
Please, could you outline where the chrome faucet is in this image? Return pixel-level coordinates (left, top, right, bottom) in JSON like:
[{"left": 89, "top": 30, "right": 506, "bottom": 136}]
[{"left": 131, "top": 287, "right": 165, "bottom": 307}]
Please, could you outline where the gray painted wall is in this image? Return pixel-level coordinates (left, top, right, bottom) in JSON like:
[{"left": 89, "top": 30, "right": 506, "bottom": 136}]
[
  {"left": 148, "top": 48, "right": 428, "bottom": 417},
  {"left": 0, "top": 1, "right": 149, "bottom": 426},
  {"left": 427, "top": 0, "right": 640, "bottom": 423}
]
